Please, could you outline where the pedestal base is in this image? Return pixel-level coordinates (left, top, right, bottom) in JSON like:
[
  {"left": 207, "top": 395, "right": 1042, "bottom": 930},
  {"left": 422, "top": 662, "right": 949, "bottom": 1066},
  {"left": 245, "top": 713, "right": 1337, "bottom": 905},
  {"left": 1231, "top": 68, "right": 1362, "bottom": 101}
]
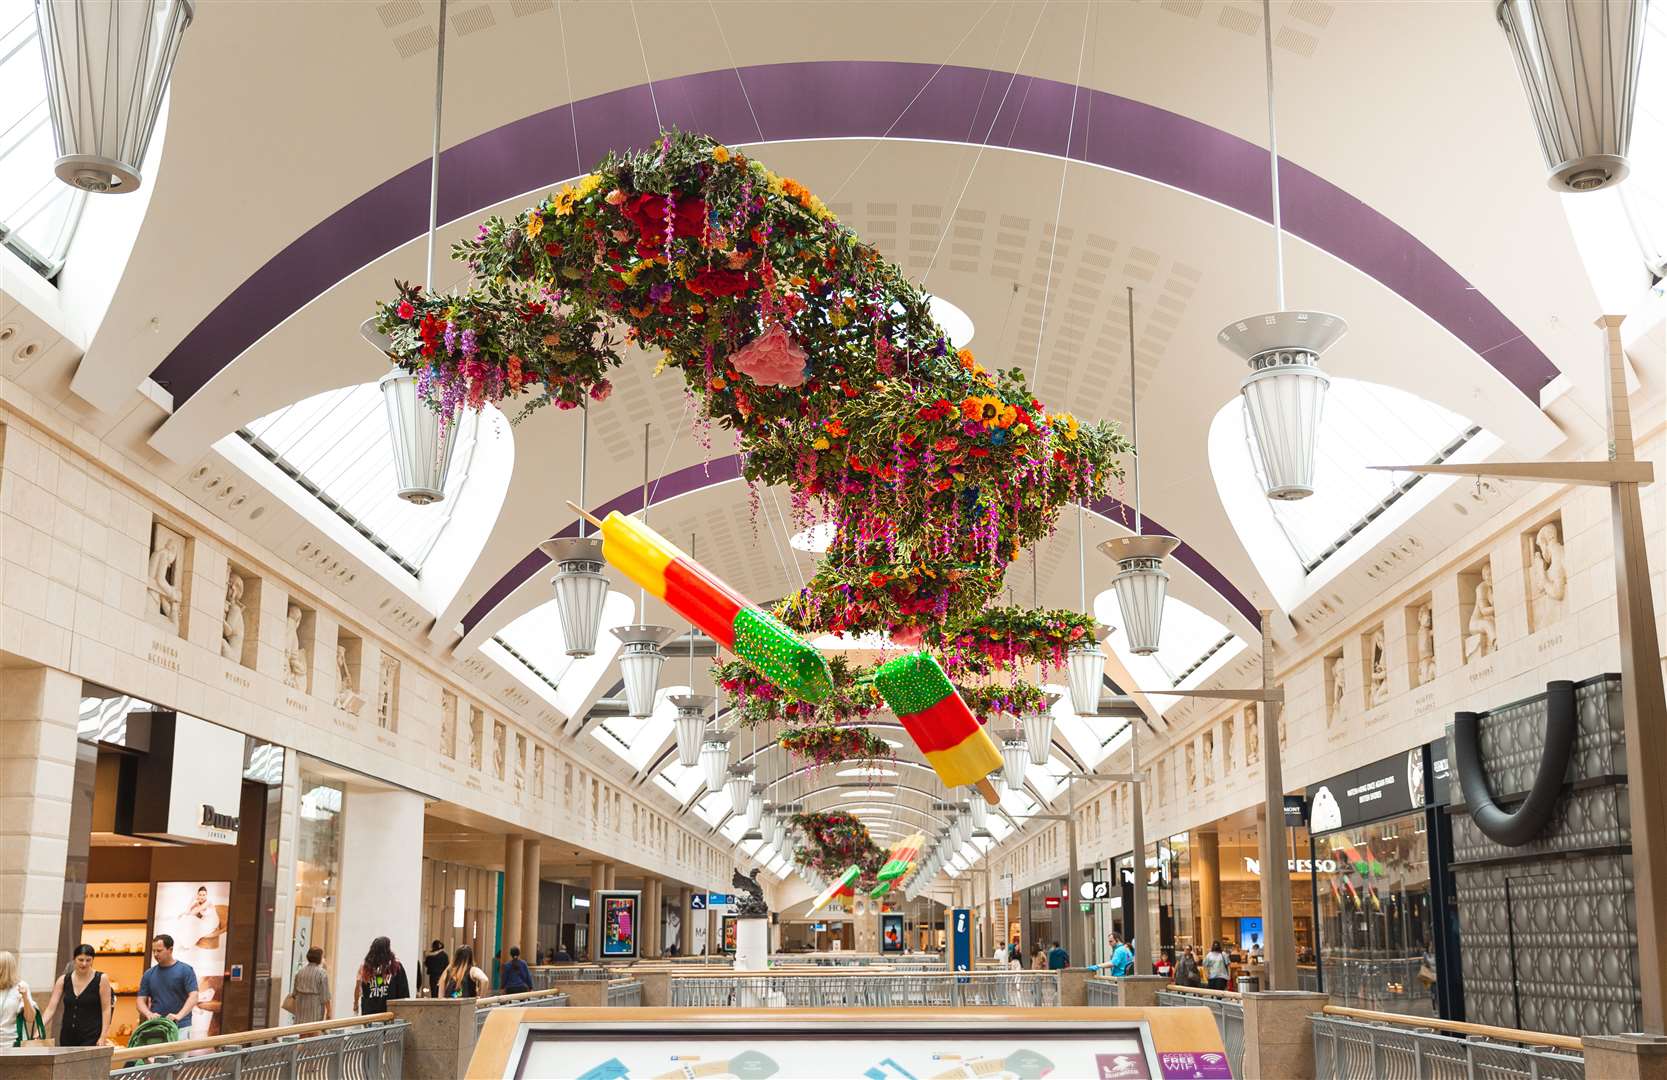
[{"left": 735, "top": 917, "right": 769, "bottom": 973}]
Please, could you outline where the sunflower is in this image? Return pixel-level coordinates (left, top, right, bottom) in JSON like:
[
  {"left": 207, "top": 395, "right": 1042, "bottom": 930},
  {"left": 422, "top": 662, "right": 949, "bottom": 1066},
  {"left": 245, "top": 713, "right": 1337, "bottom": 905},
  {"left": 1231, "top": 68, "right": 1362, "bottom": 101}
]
[{"left": 971, "top": 395, "right": 1004, "bottom": 428}]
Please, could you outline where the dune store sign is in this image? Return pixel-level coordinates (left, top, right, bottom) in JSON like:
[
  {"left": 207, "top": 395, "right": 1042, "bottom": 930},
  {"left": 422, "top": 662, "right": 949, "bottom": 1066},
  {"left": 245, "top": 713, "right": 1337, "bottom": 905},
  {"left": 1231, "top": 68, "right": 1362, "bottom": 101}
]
[{"left": 133, "top": 713, "right": 247, "bottom": 845}]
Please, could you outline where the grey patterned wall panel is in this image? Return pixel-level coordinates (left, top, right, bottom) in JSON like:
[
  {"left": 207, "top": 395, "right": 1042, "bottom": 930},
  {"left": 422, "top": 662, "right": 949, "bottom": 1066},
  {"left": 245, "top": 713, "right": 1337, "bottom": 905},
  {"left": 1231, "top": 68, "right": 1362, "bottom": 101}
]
[{"left": 1445, "top": 674, "right": 1640, "bottom": 1037}]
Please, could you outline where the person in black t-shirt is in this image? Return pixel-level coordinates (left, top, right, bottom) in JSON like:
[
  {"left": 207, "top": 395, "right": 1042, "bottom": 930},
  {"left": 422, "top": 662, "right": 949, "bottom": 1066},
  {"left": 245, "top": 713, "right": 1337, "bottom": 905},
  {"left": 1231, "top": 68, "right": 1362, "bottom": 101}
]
[
  {"left": 422, "top": 940, "right": 448, "bottom": 999},
  {"left": 353, "top": 937, "right": 410, "bottom": 1016}
]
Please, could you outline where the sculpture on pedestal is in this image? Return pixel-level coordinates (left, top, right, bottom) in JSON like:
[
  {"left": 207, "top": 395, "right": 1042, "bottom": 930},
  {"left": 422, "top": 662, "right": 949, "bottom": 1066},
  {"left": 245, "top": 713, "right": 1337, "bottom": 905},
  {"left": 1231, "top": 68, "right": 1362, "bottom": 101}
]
[
  {"left": 1416, "top": 605, "right": 1436, "bottom": 684},
  {"left": 1329, "top": 657, "right": 1346, "bottom": 725},
  {"left": 221, "top": 573, "right": 245, "bottom": 661},
  {"left": 283, "top": 604, "right": 308, "bottom": 689},
  {"left": 1369, "top": 630, "right": 1389, "bottom": 706},
  {"left": 731, "top": 867, "right": 768, "bottom": 917},
  {"left": 334, "top": 645, "right": 365, "bottom": 714}
]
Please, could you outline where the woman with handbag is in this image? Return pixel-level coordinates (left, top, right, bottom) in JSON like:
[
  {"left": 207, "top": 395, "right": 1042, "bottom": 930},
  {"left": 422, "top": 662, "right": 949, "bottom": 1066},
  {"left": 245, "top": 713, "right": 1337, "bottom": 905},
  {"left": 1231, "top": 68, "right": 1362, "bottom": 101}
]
[
  {"left": 41, "top": 945, "right": 111, "bottom": 1046},
  {"left": 287, "top": 947, "right": 331, "bottom": 1023},
  {"left": 0, "top": 950, "right": 44, "bottom": 1047}
]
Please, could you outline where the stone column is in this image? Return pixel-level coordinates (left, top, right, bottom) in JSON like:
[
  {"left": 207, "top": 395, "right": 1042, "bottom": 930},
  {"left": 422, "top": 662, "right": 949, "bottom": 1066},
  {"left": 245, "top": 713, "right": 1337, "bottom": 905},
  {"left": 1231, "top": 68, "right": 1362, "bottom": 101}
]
[
  {"left": 335, "top": 788, "right": 425, "bottom": 1015},
  {"left": 604, "top": 865, "right": 617, "bottom": 889},
  {"left": 521, "top": 839, "right": 540, "bottom": 960},
  {"left": 502, "top": 836, "right": 524, "bottom": 971},
  {"left": 588, "top": 862, "right": 607, "bottom": 961},
  {"left": 1582, "top": 1033, "right": 1667, "bottom": 1079},
  {"left": 680, "top": 887, "right": 695, "bottom": 956},
  {"left": 1240, "top": 990, "right": 1328, "bottom": 1080},
  {"left": 389, "top": 997, "right": 476, "bottom": 1080},
  {"left": 0, "top": 666, "right": 80, "bottom": 988},
  {"left": 639, "top": 877, "right": 656, "bottom": 957},
  {"left": 1195, "top": 829, "right": 1221, "bottom": 948},
  {"left": 0, "top": 1046, "right": 114, "bottom": 1080}
]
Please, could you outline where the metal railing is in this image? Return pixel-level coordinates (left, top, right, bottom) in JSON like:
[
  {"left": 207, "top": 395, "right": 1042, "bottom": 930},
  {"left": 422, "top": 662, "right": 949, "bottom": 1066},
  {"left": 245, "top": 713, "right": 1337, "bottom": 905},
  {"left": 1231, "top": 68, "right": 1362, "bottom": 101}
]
[
  {"left": 110, "top": 1017, "right": 407, "bottom": 1079},
  {"left": 1312, "top": 1011, "right": 1586, "bottom": 1079},
  {"left": 531, "top": 964, "right": 613, "bottom": 986},
  {"left": 1084, "top": 978, "right": 1118, "bottom": 1005},
  {"left": 607, "top": 979, "right": 644, "bottom": 1006},
  {"left": 475, "top": 989, "right": 569, "bottom": 1035},
  {"left": 1158, "top": 987, "right": 1245, "bottom": 1078},
  {"left": 669, "top": 971, "right": 1059, "bottom": 1008}
]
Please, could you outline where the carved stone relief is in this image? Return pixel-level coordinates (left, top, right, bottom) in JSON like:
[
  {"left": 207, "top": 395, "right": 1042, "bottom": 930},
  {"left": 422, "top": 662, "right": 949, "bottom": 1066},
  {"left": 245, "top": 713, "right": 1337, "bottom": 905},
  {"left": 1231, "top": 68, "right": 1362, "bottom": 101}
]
[
  {"left": 533, "top": 745, "right": 545, "bottom": 799},
  {"left": 468, "top": 706, "right": 484, "bottom": 770},
  {"left": 1409, "top": 600, "right": 1436, "bottom": 686},
  {"left": 145, "top": 521, "right": 186, "bottom": 633},
  {"left": 376, "top": 654, "right": 400, "bottom": 730},
  {"left": 1525, "top": 517, "right": 1567, "bottom": 633},
  {"left": 283, "top": 602, "right": 312, "bottom": 691},
  {"left": 1460, "top": 558, "right": 1498, "bottom": 663},
  {"left": 1324, "top": 652, "right": 1345, "bottom": 728},
  {"left": 440, "top": 690, "right": 458, "bottom": 757},
  {"left": 1364, "top": 626, "right": 1388, "bottom": 707}
]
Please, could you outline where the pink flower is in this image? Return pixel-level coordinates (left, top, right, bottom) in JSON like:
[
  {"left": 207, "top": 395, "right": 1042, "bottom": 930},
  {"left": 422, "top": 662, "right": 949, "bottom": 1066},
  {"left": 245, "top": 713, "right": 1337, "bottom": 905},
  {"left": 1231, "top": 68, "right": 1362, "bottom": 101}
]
[
  {"left": 590, "top": 379, "right": 613, "bottom": 402},
  {"left": 731, "top": 324, "right": 808, "bottom": 388},
  {"left": 891, "top": 624, "right": 924, "bottom": 648}
]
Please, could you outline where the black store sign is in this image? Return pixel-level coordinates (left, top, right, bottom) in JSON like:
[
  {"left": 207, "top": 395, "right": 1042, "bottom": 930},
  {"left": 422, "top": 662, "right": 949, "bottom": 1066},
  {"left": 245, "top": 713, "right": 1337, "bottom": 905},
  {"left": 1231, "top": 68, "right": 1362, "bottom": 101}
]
[{"left": 1306, "top": 743, "right": 1437, "bottom": 835}]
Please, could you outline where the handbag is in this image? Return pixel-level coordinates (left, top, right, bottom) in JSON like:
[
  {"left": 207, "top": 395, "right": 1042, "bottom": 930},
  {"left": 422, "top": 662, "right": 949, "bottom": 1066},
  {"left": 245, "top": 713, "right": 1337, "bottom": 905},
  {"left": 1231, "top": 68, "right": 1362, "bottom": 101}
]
[
  {"left": 15, "top": 1009, "right": 50, "bottom": 1048},
  {"left": 281, "top": 990, "right": 297, "bottom": 1014}
]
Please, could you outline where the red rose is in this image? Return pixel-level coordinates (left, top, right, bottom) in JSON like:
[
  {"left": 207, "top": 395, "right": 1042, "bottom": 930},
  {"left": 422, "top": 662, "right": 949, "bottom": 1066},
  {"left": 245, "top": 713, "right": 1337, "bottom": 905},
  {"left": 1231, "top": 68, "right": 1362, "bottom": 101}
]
[
  {"left": 686, "top": 267, "right": 754, "bottom": 298},
  {"left": 619, "top": 192, "right": 709, "bottom": 242}
]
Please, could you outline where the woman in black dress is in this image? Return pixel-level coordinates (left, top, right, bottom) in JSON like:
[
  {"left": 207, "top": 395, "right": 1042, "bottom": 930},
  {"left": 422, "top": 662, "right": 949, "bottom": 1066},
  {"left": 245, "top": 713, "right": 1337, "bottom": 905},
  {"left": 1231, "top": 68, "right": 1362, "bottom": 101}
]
[{"left": 42, "top": 945, "right": 111, "bottom": 1047}]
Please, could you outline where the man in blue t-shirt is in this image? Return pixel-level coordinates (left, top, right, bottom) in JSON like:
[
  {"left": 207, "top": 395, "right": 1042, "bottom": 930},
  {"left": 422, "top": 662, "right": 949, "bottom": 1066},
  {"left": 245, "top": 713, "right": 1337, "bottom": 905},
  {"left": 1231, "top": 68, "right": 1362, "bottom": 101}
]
[
  {"left": 1109, "top": 933, "right": 1135, "bottom": 976},
  {"left": 1046, "top": 941, "right": 1070, "bottom": 970},
  {"left": 138, "top": 934, "right": 199, "bottom": 1032}
]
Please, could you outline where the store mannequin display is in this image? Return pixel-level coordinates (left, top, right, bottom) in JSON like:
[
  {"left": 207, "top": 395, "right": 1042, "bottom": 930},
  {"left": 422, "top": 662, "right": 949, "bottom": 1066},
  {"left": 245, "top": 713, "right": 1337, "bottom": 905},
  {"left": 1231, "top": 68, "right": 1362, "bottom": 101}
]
[
  {"left": 1416, "top": 605, "right": 1436, "bottom": 683},
  {"left": 283, "top": 604, "right": 308, "bottom": 689},
  {"left": 1529, "top": 523, "right": 1567, "bottom": 628},
  {"left": 146, "top": 534, "right": 184, "bottom": 630},
  {"left": 221, "top": 574, "right": 245, "bottom": 661},
  {"left": 1369, "top": 630, "right": 1389, "bottom": 706},
  {"left": 1465, "top": 565, "right": 1497, "bottom": 661}
]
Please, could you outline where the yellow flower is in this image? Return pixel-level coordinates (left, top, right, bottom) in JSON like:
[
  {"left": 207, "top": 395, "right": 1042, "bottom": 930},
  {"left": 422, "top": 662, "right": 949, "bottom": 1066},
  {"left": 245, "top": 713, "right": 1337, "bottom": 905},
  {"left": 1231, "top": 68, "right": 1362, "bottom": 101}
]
[
  {"left": 526, "top": 211, "right": 544, "bottom": 239},
  {"left": 812, "top": 437, "right": 831, "bottom": 451},
  {"left": 712, "top": 145, "right": 731, "bottom": 164},
  {"left": 830, "top": 309, "right": 847, "bottom": 328}
]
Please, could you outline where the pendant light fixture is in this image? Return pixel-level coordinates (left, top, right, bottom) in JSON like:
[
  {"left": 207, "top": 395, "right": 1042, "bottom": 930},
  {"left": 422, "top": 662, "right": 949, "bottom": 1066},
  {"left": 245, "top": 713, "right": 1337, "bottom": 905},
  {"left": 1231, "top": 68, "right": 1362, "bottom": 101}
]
[
  {"left": 1217, "top": 0, "right": 1346, "bottom": 502},
  {"left": 1000, "top": 731, "right": 1029, "bottom": 792},
  {"left": 724, "top": 763, "right": 755, "bottom": 816},
  {"left": 745, "top": 792, "right": 764, "bottom": 831},
  {"left": 35, "top": 0, "right": 193, "bottom": 193},
  {"left": 1100, "top": 287, "right": 1179, "bottom": 655},
  {"left": 670, "top": 693, "right": 711, "bottom": 768},
  {"left": 1067, "top": 501, "right": 1108, "bottom": 715},
  {"left": 612, "top": 424, "right": 676, "bottom": 715},
  {"left": 371, "top": 0, "right": 466, "bottom": 505},
  {"left": 541, "top": 408, "right": 610, "bottom": 656},
  {"left": 1497, "top": 0, "right": 1648, "bottom": 192},
  {"left": 700, "top": 730, "right": 734, "bottom": 794},
  {"left": 968, "top": 796, "right": 989, "bottom": 835},
  {"left": 1022, "top": 691, "right": 1060, "bottom": 768}
]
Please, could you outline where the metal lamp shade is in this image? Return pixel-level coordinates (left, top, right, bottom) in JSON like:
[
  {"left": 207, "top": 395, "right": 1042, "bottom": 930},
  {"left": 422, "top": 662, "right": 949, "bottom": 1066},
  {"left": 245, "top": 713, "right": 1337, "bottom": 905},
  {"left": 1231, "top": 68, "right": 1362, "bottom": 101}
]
[
  {"left": 745, "top": 793, "right": 764, "bottom": 830},
  {"left": 699, "top": 732, "right": 734, "bottom": 793},
  {"left": 1001, "top": 735, "right": 1029, "bottom": 791},
  {"left": 1100, "top": 535, "right": 1181, "bottom": 657},
  {"left": 969, "top": 797, "right": 988, "bottom": 832},
  {"left": 1022, "top": 710, "right": 1054, "bottom": 767},
  {"left": 1067, "top": 639, "right": 1106, "bottom": 715},
  {"left": 614, "top": 625, "right": 676, "bottom": 717},
  {"left": 772, "top": 820, "right": 787, "bottom": 851},
  {"left": 669, "top": 693, "right": 712, "bottom": 768},
  {"left": 34, "top": 0, "right": 193, "bottom": 193},
  {"left": 379, "top": 367, "right": 464, "bottom": 505},
  {"left": 538, "top": 537, "right": 610, "bottom": 657},
  {"left": 724, "top": 764, "right": 755, "bottom": 815},
  {"left": 1218, "top": 311, "right": 1346, "bottom": 501},
  {"left": 1497, "top": 0, "right": 1648, "bottom": 192}
]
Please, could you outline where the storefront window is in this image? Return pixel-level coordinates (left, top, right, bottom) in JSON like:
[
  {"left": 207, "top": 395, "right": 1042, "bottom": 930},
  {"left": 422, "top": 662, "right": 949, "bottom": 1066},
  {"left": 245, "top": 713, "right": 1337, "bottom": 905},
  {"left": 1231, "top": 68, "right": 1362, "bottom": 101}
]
[
  {"left": 1315, "top": 815, "right": 1435, "bottom": 1017},
  {"left": 293, "top": 761, "right": 344, "bottom": 988}
]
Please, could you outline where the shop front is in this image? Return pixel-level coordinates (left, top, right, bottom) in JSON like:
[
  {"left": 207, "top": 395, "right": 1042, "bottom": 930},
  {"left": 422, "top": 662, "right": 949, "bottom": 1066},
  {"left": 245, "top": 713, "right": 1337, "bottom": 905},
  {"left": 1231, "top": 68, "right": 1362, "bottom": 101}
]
[
  {"left": 1306, "top": 740, "right": 1458, "bottom": 1020},
  {"left": 68, "top": 689, "right": 285, "bottom": 1043}
]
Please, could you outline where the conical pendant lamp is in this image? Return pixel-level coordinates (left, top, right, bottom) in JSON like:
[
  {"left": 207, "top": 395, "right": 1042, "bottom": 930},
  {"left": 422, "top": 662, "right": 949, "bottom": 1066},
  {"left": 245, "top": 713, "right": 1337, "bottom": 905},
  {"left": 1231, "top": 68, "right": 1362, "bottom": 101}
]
[
  {"left": 669, "top": 693, "right": 712, "bottom": 768},
  {"left": 541, "top": 405, "right": 608, "bottom": 657},
  {"left": 700, "top": 730, "right": 734, "bottom": 793},
  {"left": 1217, "top": 0, "right": 1345, "bottom": 502},
  {"left": 1000, "top": 730, "right": 1028, "bottom": 792},
  {"left": 613, "top": 424, "right": 676, "bottom": 715}
]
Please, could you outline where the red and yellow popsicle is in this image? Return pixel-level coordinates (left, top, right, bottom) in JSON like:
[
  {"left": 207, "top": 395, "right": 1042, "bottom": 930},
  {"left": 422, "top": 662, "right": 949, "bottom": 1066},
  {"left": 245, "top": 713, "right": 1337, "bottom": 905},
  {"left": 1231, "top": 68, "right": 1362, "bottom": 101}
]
[
  {"left": 874, "top": 652, "right": 1002, "bottom": 805},
  {"left": 567, "top": 503, "right": 833, "bottom": 703},
  {"left": 808, "top": 865, "right": 861, "bottom": 915}
]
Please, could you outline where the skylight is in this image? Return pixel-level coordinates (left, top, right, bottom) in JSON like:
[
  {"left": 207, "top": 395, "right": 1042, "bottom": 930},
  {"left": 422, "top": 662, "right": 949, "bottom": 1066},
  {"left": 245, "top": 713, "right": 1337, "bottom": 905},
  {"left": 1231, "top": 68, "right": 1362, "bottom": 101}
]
[
  {"left": 589, "top": 683, "right": 687, "bottom": 771},
  {"left": 240, "top": 383, "right": 494, "bottom": 574},
  {"left": 487, "top": 591, "right": 633, "bottom": 718},
  {"left": 0, "top": 0, "right": 86, "bottom": 276},
  {"left": 655, "top": 761, "right": 706, "bottom": 803},
  {"left": 1095, "top": 592, "right": 1245, "bottom": 715},
  {"left": 692, "top": 791, "right": 729, "bottom": 828}
]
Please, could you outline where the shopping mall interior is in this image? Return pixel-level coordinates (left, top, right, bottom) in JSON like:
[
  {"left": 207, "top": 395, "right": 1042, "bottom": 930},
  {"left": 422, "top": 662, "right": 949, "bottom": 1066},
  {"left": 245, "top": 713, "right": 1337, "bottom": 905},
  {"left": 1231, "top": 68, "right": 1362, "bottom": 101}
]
[{"left": 1, "top": 1, "right": 1664, "bottom": 1077}]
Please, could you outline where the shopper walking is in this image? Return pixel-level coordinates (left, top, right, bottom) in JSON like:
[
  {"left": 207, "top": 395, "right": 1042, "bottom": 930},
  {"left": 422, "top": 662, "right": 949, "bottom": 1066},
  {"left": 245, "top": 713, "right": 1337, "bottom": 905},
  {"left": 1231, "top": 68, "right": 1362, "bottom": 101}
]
[
  {"left": 1203, "top": 941, "right": 1231, "bottom": 991},
  {"left": 353, "top": 937, "right": 410, "bottom": 1016},
  {"left": 1046, "top": 941, "right": 1070, "bottom": 970},
  {"left": 440, "top": 946, "right": 489, "bottom": 1000},
  {"left": 422, "top": 940, "right": 449, "bottom": 999},
  {"left": 1109, "top": 934, "right": 1135, "bottom": 977},
  {"left": 42, "top": 945, "right": 111, "bottom": 1046},
  {"left": 500, "top": 946, "right": 532, "bottom": 993},
  {"left": 290, "top": 947, "right": 332, "bottom": 1023},
  {"left": 1, "top": 950, "right": 41, "bottom": 1047},
  {"left": 136, "top": 935, "right": 198, "bottom": 1036},
  {"left": 992, "top": 941, "right": 1009, "bottom": 967},
  {"left": 1007, "top": 941, "right": 1022, "bottom": 970},
  {"left": 1175, "top": 946, "right": 1201, "bottom": 988}
]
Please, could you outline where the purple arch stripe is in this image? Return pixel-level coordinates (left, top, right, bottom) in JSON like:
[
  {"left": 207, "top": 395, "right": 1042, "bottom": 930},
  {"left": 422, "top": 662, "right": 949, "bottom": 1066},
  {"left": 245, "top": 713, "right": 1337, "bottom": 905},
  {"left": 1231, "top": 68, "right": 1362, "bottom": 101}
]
[
  {"left": 152, "top": 60, "right": 1556, "bottom": 404},
  {"left": 459, "top": 452, "right": 1257, "bottom": 635}
]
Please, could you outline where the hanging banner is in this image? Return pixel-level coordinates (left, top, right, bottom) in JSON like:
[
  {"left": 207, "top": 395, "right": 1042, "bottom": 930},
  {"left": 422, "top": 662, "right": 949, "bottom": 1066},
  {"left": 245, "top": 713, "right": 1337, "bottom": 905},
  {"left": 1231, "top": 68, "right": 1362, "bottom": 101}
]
[
  {"left": 597, "top": 891, "right": 641, "bottom": 959},
  {"left": 950, "top": 908, "right": 972, "bottom": 977}
]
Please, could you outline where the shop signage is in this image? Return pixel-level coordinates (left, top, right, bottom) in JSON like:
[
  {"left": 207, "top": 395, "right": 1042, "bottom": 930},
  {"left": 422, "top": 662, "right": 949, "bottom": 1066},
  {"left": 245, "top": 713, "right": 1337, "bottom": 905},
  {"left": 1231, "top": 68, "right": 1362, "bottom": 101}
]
[
  {"left": 1428, "top": 740, "right": 1452, "bottom": 806},
  {"left": 950, "top": 908, "right": 972, "bottom": 976},
  {"left": 1244, "top": 857, "right": 1338, "bottom": 876},
  {"left": 1078, "top": 879, "right": 1115, "bottom": 902},
  {"left": 1306, "top": 744, "right": 1430, "bottom": 834},
  {"left": 132, "top": 713, "right": 246, "bottom": 845},
  {"left": 1043, "top": 896, "right": 1062, "bottom": 908},
  {"left": 1282, "top": 795, "right": 1307, "bottom": 824}
]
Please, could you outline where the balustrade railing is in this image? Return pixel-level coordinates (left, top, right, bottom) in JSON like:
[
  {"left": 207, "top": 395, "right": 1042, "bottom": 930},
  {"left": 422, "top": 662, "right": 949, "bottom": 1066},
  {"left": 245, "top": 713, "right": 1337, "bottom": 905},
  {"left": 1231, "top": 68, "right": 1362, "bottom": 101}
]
[
  {"left": 1156, "top": 986, "right": 1244, "bottom": 1078},
  {"left": 1311, "top": 1008, "right": 1585, "bottom": 1080},
  {"left": 607, "top": 979, "right": 645, "bottom": 1006},
  {"left": 475, "top": 988, "right": 570, "bottom": 1034},
  {"left": 109, "top": 1016, "right": 407, "bottom": 1079},
  {"left": 669, "top": 971, "right": 1059, "bottom": 1008}
]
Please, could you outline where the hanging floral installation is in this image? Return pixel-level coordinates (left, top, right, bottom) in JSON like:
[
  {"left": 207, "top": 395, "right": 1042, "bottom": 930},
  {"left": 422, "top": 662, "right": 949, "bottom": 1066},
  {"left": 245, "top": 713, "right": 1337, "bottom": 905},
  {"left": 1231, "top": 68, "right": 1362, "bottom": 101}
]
[
  {"left": 779, "top": 725, "right": 893, "bottom": 768},
  {"left": 791, "top": 809, "right": 887, "bottom": 885},
  {"left": 368, "top": 132, "right": 1129, "bottom": 781},
  {"left": 715, "top": 656, "right": 879, "bottom": 729},
  {"left": 958, "top": 680, "right": 1056, "bottom": 726}
]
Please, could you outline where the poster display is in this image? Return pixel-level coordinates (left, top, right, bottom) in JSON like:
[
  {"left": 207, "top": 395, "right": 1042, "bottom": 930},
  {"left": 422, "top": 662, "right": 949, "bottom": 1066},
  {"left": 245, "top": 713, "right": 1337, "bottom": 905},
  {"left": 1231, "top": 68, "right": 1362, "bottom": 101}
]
[
  {"left": 510, "top": 1024, "right": 1172, "bottom": 1080},
  {"left": 151, "top": 880, "right": 231, "bottom": 1038},
  {"left": 598, "top": 891, "right": 640, "bottom": 959},
  {"left": 721, "top": 914, "right": 738, "bottom": 954},
  {"left": 880, "top": 913, "right": 905, "bottom": 954},
  {"left": 1307, "top": 744, "right": 1434, "bottom": 835}
]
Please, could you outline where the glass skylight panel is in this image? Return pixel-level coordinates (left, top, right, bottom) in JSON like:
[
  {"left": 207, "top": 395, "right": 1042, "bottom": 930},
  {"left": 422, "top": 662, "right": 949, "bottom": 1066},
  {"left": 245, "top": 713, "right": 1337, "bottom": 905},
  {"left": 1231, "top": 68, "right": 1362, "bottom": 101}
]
[
  {"left": 491, "top": 591, "right": 632, "bottom": 717},
  {"left": 692, "top": 791, "right": 729, "bottom": 827},
  {"left": 720, "top": 816, "right": 748, "bottom": 842},
  {"left": 655, "top": 761, "right": 705, "bottom": 802},
  {"left": 1621, "top": 4, "right": 1666, "bottom": 271},
  {"left": 588, "top": 684, "right": 683, "bottom": 770},
  {"left": 1096, "top": 592, "right": 1245, "bottom": 715},
  {"left": 240, "top": 383, "right": 493, "bottom": 573},
  {"left": 0, "top": 0, "right": 86, "bottom": 276},
  {"left": 1244, "top": 379, "right": 1481, "bottom": 570}
]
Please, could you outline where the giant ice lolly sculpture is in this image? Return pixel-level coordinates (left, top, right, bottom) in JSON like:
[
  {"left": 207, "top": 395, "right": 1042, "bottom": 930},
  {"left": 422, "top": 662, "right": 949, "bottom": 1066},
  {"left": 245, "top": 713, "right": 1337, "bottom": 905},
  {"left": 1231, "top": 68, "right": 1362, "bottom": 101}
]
[
  {"left": 807, "top": 865, "right": 861, "bottom": 915},
  {"left": 874, "top": 653, "right": 1003, "bottom": 805},
  {"left": 566, "top": 502, "right": 833, "bottom": 703},
  {"left": 876, "top": 831, "right": 925, "bottom": 883}
]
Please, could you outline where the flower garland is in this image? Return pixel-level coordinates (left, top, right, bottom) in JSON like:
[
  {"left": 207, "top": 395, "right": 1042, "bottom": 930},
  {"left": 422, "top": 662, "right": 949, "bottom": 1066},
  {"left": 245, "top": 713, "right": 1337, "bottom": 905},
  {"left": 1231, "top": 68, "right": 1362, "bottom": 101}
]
[
  {"left": 959, "top": 681, "right": 1057, "bottom": 725},
  {"left": 715, "top": 656, "right": 879, "bottom": 729},
  {"left": 791, "top": 810, "right": 886, "bottom": 885},
  {"left": 929, "top": 607, "right": 1100, "bottom": 674},
  {"left": 779, "top": 724, "right": 893, "bottom": 767}
]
